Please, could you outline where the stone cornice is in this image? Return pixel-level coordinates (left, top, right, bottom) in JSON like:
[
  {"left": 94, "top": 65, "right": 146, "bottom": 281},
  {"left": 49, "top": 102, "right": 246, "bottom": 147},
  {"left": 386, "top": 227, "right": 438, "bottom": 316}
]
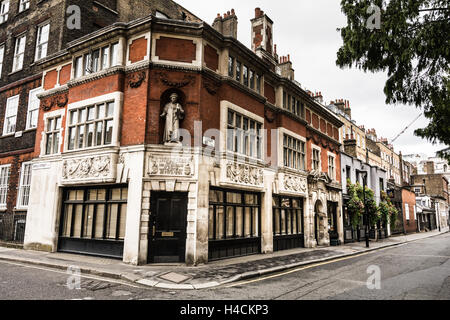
[{"left": 37, "top": 85, "right": 69, "bottom": 100}]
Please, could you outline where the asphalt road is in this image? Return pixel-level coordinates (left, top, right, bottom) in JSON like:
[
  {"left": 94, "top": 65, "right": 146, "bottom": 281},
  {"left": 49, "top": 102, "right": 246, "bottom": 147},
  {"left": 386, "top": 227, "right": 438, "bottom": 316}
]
[{"left": 0, "top": 233, "right": 449, "bottom": 300}]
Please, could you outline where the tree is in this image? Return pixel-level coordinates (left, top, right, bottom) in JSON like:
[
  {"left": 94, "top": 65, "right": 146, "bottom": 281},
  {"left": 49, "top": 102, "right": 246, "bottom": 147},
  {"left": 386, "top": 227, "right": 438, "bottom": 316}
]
[{"left": 336, "top": 0, "right": 450, "bottom": 162}]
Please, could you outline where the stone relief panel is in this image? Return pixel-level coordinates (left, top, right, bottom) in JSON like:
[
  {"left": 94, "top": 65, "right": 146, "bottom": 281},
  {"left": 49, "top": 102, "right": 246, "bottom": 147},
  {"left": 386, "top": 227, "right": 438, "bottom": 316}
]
[
  {"left": 62, "top": 155, "right": 112, "bottom": 181},
  {"left": 283, "top": 174, "right": 307, "bottom": 193},
  {"left": 225, "top": 162, "right": 264, "bottom": 187},
  {"left": 147, "top": 155, "right": 195, "bottom": 177}
]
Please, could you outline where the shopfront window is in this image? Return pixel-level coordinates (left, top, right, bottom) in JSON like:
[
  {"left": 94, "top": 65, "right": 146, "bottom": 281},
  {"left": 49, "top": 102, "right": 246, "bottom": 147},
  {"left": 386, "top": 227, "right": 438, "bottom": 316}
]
[
  {"left": 60, "top": 186, "right": 128, "bottom": 241},
  {"left": 272, "top": 196, "right": 304, "bottom": 236}
]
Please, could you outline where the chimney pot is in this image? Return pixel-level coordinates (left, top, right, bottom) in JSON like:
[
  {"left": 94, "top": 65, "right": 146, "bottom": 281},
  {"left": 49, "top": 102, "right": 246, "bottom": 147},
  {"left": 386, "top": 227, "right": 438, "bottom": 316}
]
[{"left": 255, "top": 7, "right": 261, "bottom": 18}]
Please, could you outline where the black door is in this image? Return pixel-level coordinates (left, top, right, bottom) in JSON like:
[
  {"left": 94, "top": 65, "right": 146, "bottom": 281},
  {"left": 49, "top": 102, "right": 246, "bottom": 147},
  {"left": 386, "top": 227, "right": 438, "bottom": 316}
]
[{"left": 149, "top": 192, "right": 188, "bottom": 263}]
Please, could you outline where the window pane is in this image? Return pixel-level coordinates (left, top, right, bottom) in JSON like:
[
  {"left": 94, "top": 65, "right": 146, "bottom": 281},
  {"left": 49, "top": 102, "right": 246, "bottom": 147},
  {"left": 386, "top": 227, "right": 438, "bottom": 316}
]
[
  {"left": 235, "top": 207, "right": 243, "bottom": 237},
  {"left": 104, "top": 120, "right": 113, "bottom": 145},
  {"left": 62, "top": 205, "right": 73, "bottom": 237},
  {"left": 84, "top": 205, "right": 94, "bottom": 238},
  {"left": 94, "top": 204, "right": 105, "bottom": 239},
  {"left": 217, "top": 206, "right": 224, "bottom": 239},
  {"left": 95, "top": 122, "right": 103, "bottom": 146},
  {"left": 107, "top": 204, "right": 119, "bottom": 239},
  {"left": 226, "top": 206, "right": 234, "bottom": 238},
  {"left": 72, "top": 205, "right": 83, "bottom": 238},
  {"left": 118, "top": 204, "right": 127, "bottom": 239}
]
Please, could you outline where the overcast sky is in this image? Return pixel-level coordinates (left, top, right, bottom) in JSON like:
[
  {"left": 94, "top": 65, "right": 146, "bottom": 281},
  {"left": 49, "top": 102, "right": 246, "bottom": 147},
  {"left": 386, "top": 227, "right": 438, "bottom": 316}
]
[{"left": 176, "top": 0, "right": 447, "bottom": 157}]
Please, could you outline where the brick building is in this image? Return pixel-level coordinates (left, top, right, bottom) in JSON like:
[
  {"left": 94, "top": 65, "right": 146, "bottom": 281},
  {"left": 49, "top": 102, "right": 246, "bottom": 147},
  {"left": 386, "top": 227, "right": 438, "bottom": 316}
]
[
  {"left": 412, "top": 162, "right": 450, "bottom": 232},
  {"left": 24, "top": 7, "right": 344, "bottom": 265},
  {"left": 0, "top": 0, "right": 199, "bottom": 243}
]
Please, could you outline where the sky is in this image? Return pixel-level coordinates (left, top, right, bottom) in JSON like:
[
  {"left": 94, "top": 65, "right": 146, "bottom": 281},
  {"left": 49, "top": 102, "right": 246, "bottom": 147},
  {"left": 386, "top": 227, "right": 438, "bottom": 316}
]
[{"left": 176, "top": 0, "right": 447, "bottom": 157}]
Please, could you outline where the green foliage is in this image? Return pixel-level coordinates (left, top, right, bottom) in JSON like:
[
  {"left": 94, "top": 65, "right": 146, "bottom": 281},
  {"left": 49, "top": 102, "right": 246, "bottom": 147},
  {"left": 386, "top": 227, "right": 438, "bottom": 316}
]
[
  {"left": 337, "top": 0, "right": 450, "bottom": 161},
  {"left": 380, "top": 190, "right": 399, "bottom": 229},
  {"left": 347, "top": 179, "right": 381, "bottom": 227}
]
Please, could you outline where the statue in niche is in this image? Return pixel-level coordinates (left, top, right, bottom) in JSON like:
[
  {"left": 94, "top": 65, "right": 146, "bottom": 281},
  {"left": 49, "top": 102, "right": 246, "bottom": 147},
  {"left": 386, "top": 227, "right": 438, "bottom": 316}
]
[{"left": 161, "top": 92, "right": 185, "bottom": 144}]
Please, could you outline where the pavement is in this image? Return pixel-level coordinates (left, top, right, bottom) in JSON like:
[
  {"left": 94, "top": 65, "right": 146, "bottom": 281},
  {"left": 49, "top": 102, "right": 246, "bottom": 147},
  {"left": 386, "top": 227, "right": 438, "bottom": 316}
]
[{"left": 0, "top": 230, "right": 448, "bottom": 290}]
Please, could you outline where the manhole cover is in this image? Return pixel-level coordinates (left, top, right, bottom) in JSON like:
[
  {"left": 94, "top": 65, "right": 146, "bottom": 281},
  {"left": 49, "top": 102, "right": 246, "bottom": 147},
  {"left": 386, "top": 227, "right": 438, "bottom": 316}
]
[{"left": 158, "top": 272, "right": 190, "bottom": 284}]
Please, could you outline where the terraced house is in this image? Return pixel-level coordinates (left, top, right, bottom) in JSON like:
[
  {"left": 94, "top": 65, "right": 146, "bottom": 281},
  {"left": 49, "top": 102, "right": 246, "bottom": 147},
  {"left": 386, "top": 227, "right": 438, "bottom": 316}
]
[
  {"left": 0, "top": 0, "right": 199, "bottom": 243},
  {"left": 23, "top": 6, "right": 344, "bottom": 265}
]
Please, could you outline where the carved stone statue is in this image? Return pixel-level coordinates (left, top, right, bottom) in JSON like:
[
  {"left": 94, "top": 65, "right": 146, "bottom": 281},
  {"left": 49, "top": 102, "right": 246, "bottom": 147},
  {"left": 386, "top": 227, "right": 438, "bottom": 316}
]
[{"left": 161, "top": 93, "right": 185, "bottom": 144}]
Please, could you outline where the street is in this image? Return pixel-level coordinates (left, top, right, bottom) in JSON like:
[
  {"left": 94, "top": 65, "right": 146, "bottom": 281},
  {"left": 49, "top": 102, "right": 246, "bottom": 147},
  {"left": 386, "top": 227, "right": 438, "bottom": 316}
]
[{"left": 0, "top": 233, "right": 449, "bottom": 300}]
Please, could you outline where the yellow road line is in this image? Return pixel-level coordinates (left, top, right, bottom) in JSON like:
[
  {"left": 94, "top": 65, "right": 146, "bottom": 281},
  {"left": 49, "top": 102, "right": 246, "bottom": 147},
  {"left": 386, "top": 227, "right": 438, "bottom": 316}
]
[{"left": 225, "top": 246, "right": 400, "bottom": 288}]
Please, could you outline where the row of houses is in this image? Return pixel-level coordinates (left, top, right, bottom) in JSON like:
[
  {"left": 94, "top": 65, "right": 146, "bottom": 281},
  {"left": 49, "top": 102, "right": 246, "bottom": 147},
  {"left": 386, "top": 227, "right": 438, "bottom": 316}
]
[{"left": 0, "top": 1, "right": 448, "bottom": 265}]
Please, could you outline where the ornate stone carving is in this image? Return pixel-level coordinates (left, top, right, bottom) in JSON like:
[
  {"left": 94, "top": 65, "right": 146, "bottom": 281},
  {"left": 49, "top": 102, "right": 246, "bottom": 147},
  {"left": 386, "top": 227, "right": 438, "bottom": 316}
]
[
  {"left": 264, "top": 107, "right": 277, "bottom": 123},
  {"left": 41, "top": 94, "right": 68, "bottom": 111},
  {"left": 203, "top": 78, "right": 222, "bottom": 95},
  {"left": 128, "top": 71, "right": 146, "bottom": 88},
  {"left": 284, "top": 175, "right": 307, "bottom": 193},
  {"left": 155, "top": 71, "right": 195, "bottom": 88},
  {"left": 226, "top": 162, "right": 263, "bottom": 186},
  {"left": 62, "top": 156, "right": 111, "bottom": 180},
  {"left": 147, "top": 156, "right": 194, "bottom": 177}
]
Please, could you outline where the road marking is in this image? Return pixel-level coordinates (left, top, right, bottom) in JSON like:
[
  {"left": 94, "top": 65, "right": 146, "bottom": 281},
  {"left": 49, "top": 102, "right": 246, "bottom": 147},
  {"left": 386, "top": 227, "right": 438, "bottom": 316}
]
[
  {"left": 225, "top": 245, "right": 406, "bottom": 288},
  {"left": 0, "top": 260, "right": 143, "bottom": 289},
  {"left": 383, "top": 253, "right": 450, "bottom": 259}
]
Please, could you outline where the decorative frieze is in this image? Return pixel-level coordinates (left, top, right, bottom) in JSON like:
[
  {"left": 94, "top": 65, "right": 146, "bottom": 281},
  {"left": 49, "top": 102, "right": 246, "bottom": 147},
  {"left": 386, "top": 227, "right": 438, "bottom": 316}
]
[
  {"left": 147, "top": 155, "right": 195, "bottom": 177},
  {"left": 62, "top": 155, "right": 112, "bottom": 180},
  {"left": 284, "top": 174, "right": 307, "bottom": 193},
  {"left": 226, "top": 162, "right": 263, "bottom": 186}
]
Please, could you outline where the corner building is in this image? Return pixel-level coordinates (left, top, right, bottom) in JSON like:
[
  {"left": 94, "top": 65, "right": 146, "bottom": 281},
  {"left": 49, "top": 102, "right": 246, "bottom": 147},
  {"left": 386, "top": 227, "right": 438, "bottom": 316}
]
[{"left": 24, "top": 8, "right": 343, "bottom": 265}]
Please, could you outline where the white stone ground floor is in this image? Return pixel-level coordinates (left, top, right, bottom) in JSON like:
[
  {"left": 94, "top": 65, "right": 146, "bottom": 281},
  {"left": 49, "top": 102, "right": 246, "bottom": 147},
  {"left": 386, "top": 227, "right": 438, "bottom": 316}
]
[{"left": 24, "top": 146, "right": 343, "bottom": 265}]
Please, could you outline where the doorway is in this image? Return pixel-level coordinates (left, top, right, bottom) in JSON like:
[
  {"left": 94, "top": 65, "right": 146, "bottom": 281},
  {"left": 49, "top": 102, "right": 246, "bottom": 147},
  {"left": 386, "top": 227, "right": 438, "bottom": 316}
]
[{"left": 148, "top": 192, "right": 188, "bottom": 263}]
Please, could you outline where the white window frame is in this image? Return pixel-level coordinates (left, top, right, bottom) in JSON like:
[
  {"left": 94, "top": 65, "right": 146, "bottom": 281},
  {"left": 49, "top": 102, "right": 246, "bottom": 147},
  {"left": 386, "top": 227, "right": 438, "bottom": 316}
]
[
  {"left": 278, "top": 128, "right": 306, "bottom": 171},
  {"left": 0, "top": 0, "right": 9, "bottom": 24},
  {"left": 26, "top": 87, "right": 43, "bottom": 130},
  {"left": 311, "top": 144, "right": 321, "bottom": 172},
  {"left": 328, "top": 152, "right": 336, "bottom": 181},
  {"left": 0, "top": 43, "right": 4, "bottom": 77},
  {"left": 16, "top": 162, "right": 32, "bottom": 209},
  {"left": 0, "top": 164, "right": 10, "bottom": 209},
  {"left": 35, "top": 22, "right": 50, "bottom": 61},
  {"left": 13, "top": 34, "right": 27, "bottom": 72},
  {"left": 18, "top": 0, "right": 29, "bottom": 13},
  {"left": 73, "top": 42, "right": 119, "bottom": 79},
  {"left": 220, "top": 100, "right": 265, "bottom": 161},
  {"left": 65, "top": 92, "right": 123, "bottom": 152},
  {"left": 3, "top": 95, "right": 19, "bottom": 136},
  {"left": 44, "top": 115, "right": 62, "bottom": 155}
]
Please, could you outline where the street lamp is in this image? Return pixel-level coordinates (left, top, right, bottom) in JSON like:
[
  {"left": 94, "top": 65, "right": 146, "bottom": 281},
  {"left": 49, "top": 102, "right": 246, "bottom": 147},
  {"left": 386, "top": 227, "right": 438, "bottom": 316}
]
[{"left": 362, "top": 171, "right": 370, "bottom": 248}]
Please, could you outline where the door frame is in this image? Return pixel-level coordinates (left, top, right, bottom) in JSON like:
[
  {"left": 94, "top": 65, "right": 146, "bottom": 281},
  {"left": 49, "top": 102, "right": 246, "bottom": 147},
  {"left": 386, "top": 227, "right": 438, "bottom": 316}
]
[{"left": 148, "top": 191, "right": 188, "bottom": 264}]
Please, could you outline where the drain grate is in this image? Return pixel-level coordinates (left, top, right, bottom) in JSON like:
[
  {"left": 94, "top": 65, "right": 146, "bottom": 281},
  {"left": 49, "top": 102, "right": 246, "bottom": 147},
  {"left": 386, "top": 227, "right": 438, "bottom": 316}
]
[{"left": 82, "top": 280, "right": 119, "bottom": 291}]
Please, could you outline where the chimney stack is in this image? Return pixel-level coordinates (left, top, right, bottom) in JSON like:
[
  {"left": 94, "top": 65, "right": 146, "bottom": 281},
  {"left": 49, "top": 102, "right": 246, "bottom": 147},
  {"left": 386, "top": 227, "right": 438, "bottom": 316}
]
[
  {"left": 251, "top": 8, "right": 275, "bottom": 62},
  {"left": 212, "top": 9, "right": 238, "bottom": 38},
  {"left": 425, "top": 161, "right": 435, "bottom": 174}
]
